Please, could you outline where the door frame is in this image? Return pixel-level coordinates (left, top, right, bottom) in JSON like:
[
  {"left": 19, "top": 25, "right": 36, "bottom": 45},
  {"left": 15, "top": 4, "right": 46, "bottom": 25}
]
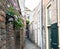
[
  {"left": 46, "top": 1, "right": 52, "bottom": 49},
  {"left": 58, "top": 0, "right": 60, "bottom": 48}
]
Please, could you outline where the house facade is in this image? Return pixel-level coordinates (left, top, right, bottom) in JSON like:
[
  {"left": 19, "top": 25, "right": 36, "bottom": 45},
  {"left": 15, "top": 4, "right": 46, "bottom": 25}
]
[{"left": 43, "top": 0, "right": 60, "bottom": 49}]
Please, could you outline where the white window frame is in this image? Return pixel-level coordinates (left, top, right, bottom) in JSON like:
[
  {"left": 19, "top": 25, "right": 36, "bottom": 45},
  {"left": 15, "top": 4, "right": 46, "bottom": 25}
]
[
  {"left": 46, "top": 1, "right": 52, "bottom": 49},
  {"left": 58, "top": 0, "right": 60, "bottom": 48}
]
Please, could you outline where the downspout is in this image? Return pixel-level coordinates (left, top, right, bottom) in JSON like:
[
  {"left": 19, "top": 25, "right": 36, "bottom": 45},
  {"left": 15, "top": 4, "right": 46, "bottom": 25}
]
[{"left": 41, "top": 0, "right": 43, "bottom": 49}]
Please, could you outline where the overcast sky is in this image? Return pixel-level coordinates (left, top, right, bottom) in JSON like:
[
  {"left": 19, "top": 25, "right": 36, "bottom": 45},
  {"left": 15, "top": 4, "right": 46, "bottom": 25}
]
[{"left": 25, "top": 0, "right": 40, "bottom": 11}]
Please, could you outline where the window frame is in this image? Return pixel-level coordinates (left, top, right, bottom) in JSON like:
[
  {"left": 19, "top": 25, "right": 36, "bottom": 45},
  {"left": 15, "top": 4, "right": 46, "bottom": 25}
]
[{"left": 46, "top": 1, "right": 52, "bottom": 49}]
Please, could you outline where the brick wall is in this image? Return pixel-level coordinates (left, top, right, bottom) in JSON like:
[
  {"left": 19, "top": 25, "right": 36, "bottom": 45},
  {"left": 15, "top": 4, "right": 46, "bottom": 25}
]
[
  {"left": 0, "top": 10, "right": 6, "bottom": 49},
  {"left": 43, "top": 0, "right": 58, "bottom": 49},
  {"left": 43, "top": 0, "right": 57, "bottom": 26},
  {"left": 0, "top": 10, "right": 15, "bottom": 49},
  {"left": 6, "top": 23, "right": 15, "bottom": 49},
  {"left": 0, "top": 0, "right": 26, "bottom": 49}
]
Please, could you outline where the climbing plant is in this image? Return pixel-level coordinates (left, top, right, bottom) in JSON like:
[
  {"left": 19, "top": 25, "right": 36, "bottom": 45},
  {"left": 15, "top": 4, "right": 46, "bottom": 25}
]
[
  {"left": 26, "top": 19, "right": 30, "bottom": 24},
  {"left": 0, "top": 0, "right": 2, "bottom": 2},
  {"left": 7, "top": 5, "right": 20, "bottom": 16},
  {"left": 13, "top": 18, "right": 25, "bottom": 29}
]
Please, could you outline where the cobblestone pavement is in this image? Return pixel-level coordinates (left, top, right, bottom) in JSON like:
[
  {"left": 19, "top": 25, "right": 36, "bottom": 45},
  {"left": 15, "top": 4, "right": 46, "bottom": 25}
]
[{"left": 24, "top": 39, "right": 40, "bottom": 49}]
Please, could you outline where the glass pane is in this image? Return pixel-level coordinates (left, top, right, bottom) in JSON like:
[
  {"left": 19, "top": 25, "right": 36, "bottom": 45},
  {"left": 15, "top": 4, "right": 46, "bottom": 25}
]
[
  {"left": 47, "top": 6, "right": 51, "bottom": 25},
  {"left": 48, "top": 27, "right": 51, "bottom": 49}
]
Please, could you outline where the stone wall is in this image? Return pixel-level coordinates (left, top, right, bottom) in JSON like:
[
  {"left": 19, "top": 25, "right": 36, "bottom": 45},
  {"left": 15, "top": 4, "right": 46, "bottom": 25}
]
[
  {"left": 0, "top": 0, "right": 26, "bottom": 49},
  {"left": 0, "top": 10, "right": 15, "bottom": 49},
  {"left": 0, "top": 10, "right": 6, "bottom": 49},
  {"left": 6, "top": 22, "right": 15, "bottom": 49}
]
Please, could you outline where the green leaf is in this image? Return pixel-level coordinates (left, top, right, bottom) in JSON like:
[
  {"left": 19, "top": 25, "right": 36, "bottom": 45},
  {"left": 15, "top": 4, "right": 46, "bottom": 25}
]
[
  {"left": 7, "top": 5, "right": 20, "bottom": 16},
  {"left": 0, "top": 0, "right": 2, "bottom": 2},
  {"left": 26, "top": 19, "right": 30, "bottom": 24},
  {"left": 12, "top": 18, "right": 25, "bottom": 29}
]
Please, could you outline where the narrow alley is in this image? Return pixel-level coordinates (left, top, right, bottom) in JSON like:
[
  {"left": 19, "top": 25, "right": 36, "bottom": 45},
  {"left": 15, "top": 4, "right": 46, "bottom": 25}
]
[
  {"left": 0, "top": 0, "right": 60, "bottom": 49},
  {"left": 24, "top": 39, "right": 40, "bottom": 49}
]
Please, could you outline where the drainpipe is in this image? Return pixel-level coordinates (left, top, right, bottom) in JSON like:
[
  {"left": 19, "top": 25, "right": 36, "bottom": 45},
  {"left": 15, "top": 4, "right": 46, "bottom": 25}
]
[{"left": 41, "top": 0, "right": 43, "bottom": 49}]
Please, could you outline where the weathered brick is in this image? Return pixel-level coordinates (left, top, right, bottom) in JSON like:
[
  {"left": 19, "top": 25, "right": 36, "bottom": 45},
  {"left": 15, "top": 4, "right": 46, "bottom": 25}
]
[
  {"left": 0, "top": 16, "right": 3, "bottom": 22},
  {"left": 0, "top": 29, "right": 1, "bottom": 35},
  {"left": 0, "top": 22, "right": 6, "bottom": 29},
  {"left": 1, "top": 29, "right": 6, "bottom": 35},
  {"left": 0, "top": 15, "right": 6, "bottom": 22},
  {"left": 1, "top": 45, "right": 6, "bottom": 49},
  {"left": 3, "top": 40, "right": 6, "bottom": 45}
]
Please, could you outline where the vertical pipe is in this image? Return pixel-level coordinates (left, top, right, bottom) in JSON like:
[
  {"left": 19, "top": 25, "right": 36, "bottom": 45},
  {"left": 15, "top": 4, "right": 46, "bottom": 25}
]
[{"left": 41, "top": 0, "right": 43, "bottom": 49}]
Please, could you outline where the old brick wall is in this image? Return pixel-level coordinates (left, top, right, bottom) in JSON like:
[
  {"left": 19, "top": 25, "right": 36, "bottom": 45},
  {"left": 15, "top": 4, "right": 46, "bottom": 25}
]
[
  {"left": 43, "top": 0, "right": 57, "bottom": 26},
  {"left": 6, "top": 22, "right": 15, "bottom": 49},
  {"left": 0, "top": 10, "right": 6, "bottom": 49},
  {"left": 0, "top": 10, "right": 15, "bottom": 49},
  {"left": 0, "top": 0, "right": 26, "bottom": 49}
]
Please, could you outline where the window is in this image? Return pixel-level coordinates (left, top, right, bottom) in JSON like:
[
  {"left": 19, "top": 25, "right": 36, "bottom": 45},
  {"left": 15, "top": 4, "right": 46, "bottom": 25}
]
[
  {"left": 46, "top": 3, "right": 52, "bottom": 49},
  {"left": 47, "top": 5, "right": 51, "bottom": 25}
]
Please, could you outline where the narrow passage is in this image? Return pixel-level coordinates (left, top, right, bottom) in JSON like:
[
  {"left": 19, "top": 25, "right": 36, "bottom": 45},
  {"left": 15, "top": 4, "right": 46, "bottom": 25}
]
[{"left": 24, "top": 39, "right": 40, "bottom": 49}]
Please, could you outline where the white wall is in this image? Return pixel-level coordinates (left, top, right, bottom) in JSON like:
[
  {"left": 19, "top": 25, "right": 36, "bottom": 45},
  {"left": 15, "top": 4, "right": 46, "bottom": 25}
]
[
  {"left": 29, "top": 1, "right": 42, "bottom": 48},
  {"left": 37, "top": 9, "right": 42, "bottom": 48},
  {"left": 25, "top": 0, "right": 43, "bottom": 48},
  {"left": 38, "top": 1, "right": 42, "bottom": 48},
  {"left": 18, "top": 0, "right": 25, "bottom": 16}
]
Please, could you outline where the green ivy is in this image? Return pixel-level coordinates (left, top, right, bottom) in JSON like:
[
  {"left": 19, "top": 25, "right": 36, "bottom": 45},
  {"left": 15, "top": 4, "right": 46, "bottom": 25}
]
[
  {"left": 26, "top": 19, "right": 30, "bottom": 24},
  {"left": 13, "top": 18, "right": 24, "bottom": 29},
  {"left": 7, "top": 5, "right": 20, "bottom": 16},
  {"left": 0, "top": 0, "right": 2, "bottom": 2}
]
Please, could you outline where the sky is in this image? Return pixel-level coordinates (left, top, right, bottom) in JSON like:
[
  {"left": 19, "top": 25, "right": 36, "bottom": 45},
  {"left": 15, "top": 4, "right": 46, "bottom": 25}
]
[{"left": 25, "top": 0, "right": 40, "bottom": 11}]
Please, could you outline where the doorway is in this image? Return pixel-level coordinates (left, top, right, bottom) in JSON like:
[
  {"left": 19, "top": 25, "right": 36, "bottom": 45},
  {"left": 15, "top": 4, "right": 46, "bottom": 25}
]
[
  {"left": 51, "top": 23, "right": 58, "bottom": 49},
  {"left": 48, "top": 23, "right": 58, "bottom": 49}
]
